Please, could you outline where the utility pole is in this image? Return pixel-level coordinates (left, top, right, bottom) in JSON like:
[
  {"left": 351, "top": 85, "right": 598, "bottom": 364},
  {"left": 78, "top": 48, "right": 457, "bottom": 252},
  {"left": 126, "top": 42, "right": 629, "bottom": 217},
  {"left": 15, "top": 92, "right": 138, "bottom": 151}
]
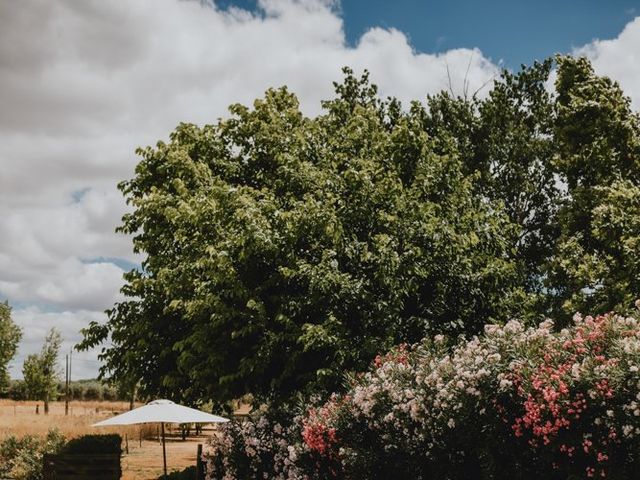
[
  {"left": 65, "top": 349, "right": 73, "bottom": 415},
  {"left": 65, "top": 353, "right": 69, "bottom": 415}
]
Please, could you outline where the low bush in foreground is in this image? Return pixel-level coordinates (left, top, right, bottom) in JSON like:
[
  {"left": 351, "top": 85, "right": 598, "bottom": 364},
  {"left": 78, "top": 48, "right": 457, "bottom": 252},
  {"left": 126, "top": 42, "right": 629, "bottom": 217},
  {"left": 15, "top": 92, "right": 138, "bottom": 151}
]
[
  {"left": 160, "top": 466, "right": 198, "bottom": 480},
  {"left": 61, "top": 433, "right": 122, "bottom": 455},
  {"left": 0, "top": 432, "right": 122, "bottom": 480},
  {"left": 206, "top": 306, "right": 640, "bottom": 479},
  {"left": 0, "top": 428, "right": 66, "bottom": 480}
]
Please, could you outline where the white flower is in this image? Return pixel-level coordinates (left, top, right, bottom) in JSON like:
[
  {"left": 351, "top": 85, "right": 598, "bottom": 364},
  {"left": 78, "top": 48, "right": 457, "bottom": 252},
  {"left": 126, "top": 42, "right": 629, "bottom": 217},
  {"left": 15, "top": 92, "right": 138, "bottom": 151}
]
[
  {"left": 504, "top": 320, "right": 524, "bottom": 334},
  {"left": 487, "top": 353, "right": 501, "bottom": 363},
  {"left": 539, "top": 319, "right": 554, "bottom": 330},
  {"left": 484, "top": 324, "right": 499, "bottom": 335},
  {"left": 499, "top": 378, "right": 513, "bottom": 389},
  {"left": 571, "top": 363, "right": 581, "bottom": 379}
]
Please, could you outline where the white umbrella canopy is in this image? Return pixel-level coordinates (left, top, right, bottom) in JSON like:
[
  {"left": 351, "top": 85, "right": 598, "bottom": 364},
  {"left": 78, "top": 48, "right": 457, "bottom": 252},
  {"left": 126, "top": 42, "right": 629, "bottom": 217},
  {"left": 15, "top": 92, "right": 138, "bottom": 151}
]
[
  {"left": 92, "top": 399, "right": 229, "bottom": 477},
  {"left": 92, "top": 399, "right": 229, "bottom": 426}
]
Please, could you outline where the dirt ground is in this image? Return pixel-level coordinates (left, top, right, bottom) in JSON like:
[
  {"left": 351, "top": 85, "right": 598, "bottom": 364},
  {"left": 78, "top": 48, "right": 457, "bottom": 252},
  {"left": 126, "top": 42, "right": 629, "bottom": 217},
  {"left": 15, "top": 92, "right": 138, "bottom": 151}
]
[
  {"left": 121, "top": 430, "right": 213, "bottom": 480},
  {"left": 0, "top": 400, "right": 219, "bottom": 480}
]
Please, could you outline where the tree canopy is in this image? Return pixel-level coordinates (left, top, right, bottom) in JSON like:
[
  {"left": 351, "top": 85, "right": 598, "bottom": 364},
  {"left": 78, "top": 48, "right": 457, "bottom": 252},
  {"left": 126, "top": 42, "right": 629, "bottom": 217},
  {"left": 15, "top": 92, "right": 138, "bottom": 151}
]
[
  {"left": 23, "top": 328, "right": 62, "bottom": 414},
  {"left": 81, "top": 56, "right": 640, "bottom": 406},
  {"left": 0, "top": 302, "right": 21, "bottom": 392}
]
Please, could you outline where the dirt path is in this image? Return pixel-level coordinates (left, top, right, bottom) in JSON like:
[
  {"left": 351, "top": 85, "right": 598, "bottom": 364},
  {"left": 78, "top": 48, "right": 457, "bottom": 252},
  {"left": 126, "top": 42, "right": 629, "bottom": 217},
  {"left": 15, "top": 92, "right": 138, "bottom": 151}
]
[{"left": 121, "top": 433, "right": 210, "bottom": 480}]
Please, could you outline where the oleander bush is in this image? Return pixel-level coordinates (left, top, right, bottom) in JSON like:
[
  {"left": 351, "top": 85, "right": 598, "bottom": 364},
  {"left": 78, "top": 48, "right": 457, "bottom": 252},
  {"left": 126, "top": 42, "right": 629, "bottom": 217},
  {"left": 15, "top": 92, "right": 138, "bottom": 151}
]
[
  {"left": 206, "top": 306, "right": 640, "bottom": 479},
  {"left": 205, "top": 411, "right": 309, "bottom": 480}
]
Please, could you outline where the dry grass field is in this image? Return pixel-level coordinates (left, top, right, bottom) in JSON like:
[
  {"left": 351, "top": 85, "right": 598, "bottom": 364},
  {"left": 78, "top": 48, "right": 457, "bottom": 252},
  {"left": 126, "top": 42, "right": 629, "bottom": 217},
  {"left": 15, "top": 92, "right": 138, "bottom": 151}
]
[{"left": 0, "top": 400, "right": 216, "bottom": 479}]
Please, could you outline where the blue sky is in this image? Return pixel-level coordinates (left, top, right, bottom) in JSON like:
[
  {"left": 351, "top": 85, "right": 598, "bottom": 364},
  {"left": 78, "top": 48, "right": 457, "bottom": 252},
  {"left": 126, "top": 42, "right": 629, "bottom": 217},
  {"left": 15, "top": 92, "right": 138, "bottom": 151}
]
[{"left": 218, "top": 0, "right": 639, "bottom": 67}]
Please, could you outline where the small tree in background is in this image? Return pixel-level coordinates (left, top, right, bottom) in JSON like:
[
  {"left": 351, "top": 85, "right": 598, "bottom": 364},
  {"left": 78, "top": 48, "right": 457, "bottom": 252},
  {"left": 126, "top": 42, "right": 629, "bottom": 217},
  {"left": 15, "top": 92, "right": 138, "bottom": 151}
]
[
  {"left": 0, "top": 302, "right": 22, "bottom": 393},
  {"left": 23, "top": 328, "right": 62, "bottom": 414}
]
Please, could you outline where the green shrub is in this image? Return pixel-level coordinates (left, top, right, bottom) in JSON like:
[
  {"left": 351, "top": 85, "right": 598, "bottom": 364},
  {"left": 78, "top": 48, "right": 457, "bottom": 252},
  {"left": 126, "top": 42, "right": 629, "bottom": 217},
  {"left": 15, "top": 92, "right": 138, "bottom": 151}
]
[
  {"left": 0, "top": 428, "right": 66, "bottom": 480},
  {"left": 70, "top": 383, "right": 85, "bottom": 400},
  {"left": 84, "top": 384, "right": 102, "bottom": 400},
  {"left": 160, "top": 466, "right": 197, "bottom": 479},
  {"left": 61, "top": 434, "right": 122, "bottom": 455},
  {"left": 102, "top": 385, "right": 118, "bottom": 401},
  {"left": 6, "top": 379, "right": 28, "bottom": 400}
]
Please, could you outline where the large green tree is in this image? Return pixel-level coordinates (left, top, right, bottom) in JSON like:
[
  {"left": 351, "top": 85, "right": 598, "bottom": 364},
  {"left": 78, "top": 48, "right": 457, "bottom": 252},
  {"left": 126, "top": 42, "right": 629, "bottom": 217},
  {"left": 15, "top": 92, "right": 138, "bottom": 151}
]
[
  {"left": 82, "top": 57, "right": 640, "bottom": 406},
  {"left": 422, "top": 59, "right": 561, "bottom": 320},
  {"left": 23, "top": 328, "right": 62, "bottom": 414},
  {"left": 420, "top": 56, "right": 640, "bottom": 323},
  {"left": 0, "top": 302, "right": 22, "bottom": 393},
  {"left": 547, "top": 56, "right": 640, "bottom": 319},
  {"left": 81, "top": 69, "right": 520, "bottom": 405}
]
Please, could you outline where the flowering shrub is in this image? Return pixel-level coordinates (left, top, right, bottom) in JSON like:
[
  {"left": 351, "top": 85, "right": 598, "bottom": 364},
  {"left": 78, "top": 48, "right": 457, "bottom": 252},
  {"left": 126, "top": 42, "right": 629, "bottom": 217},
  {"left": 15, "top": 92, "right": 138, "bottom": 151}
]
[
  {"left": 207, "top": 307, "right": 640, "bottom": 479},
  {"left": 505, "top": 312, "right": 640, "bottom": 478},
  {"left": 204, "top": 412, "right": 310, "bottom": 480}
]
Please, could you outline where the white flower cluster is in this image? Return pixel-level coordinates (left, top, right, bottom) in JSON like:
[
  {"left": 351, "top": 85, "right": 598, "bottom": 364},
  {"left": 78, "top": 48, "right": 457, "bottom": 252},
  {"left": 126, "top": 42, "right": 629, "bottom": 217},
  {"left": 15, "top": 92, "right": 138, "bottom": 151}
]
[{"left": 203, "top": 414, "right": 305, "bottom": 480}]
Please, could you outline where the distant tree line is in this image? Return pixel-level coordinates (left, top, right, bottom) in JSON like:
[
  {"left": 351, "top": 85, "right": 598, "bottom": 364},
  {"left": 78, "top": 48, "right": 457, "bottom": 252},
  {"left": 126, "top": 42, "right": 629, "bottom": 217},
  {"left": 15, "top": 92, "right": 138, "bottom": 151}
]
[{"left": 1, "top": 378, "right": 125, "bottom": 402}]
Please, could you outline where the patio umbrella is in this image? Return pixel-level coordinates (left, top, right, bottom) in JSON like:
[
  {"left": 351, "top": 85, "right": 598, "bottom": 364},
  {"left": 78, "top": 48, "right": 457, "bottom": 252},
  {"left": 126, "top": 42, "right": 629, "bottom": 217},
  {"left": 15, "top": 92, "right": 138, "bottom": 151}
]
[{"left": 92, "top": 399, "right": 229, "bottom": 477}]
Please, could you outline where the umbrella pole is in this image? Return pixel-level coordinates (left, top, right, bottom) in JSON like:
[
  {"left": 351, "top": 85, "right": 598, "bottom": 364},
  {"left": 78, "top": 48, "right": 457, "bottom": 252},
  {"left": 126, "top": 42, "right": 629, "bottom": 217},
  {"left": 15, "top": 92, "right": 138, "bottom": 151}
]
[{"left": 161, "top": 422, "right": 167, "bottom": 477}]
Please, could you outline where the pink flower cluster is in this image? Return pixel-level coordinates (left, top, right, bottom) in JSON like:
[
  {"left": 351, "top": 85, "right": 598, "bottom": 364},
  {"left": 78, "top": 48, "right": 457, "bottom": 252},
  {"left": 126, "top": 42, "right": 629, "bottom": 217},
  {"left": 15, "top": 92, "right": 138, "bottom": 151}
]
[
  {"left": 506, "top": 313, "right": 636, "bottom": 477},
  {"left": 302, "top": 404, "right": 339, "bottom": 457},
  {"left": 373, "top": 343, "right": 409, "bottom": 368}
]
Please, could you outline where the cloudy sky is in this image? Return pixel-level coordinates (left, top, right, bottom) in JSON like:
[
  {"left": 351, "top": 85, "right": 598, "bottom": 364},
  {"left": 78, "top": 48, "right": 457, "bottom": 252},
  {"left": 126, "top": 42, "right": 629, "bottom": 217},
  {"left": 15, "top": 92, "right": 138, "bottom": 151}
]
[{"left": 1, "top": 0, "right": 639, "bottom": 380}]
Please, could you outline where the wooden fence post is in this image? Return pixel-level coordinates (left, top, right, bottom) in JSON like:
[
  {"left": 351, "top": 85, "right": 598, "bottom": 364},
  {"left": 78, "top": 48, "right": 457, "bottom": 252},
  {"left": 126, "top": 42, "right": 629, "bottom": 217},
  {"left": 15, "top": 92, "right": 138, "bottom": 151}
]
[{"left": 196, "top": 444, "right": 203, "bottom": 480}]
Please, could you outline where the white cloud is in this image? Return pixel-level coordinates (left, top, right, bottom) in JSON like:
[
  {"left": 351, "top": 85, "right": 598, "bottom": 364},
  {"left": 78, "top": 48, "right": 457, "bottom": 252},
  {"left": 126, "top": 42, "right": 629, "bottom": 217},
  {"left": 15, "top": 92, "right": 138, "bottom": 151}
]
[
  {"left": 1, "top": 0, "right": 638, "bottom": 379},
  {"left": 0, "top": 0, "right": 500, "bottom": 379},
  {"left": 576, "top": 16, "right": 640, "bottom": 109}
]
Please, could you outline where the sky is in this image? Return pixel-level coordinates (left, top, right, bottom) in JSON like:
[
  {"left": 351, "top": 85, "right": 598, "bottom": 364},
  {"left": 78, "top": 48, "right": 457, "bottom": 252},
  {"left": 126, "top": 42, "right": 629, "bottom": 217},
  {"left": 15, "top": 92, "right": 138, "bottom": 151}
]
[
  {"left": 219, "top": 0, "right": 640, "bottom": 67},
  {"left": 1, "top": 0, "right": 639, "bottom": 380}
]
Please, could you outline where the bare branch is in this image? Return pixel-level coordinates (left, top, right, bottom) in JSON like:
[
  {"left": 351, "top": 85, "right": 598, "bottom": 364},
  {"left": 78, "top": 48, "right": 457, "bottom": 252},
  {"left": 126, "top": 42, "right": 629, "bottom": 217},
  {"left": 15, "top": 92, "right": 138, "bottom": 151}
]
[
  {"left": 472, "top": 73, "right": 497, "bottom": 98},
  {"left": 463, "top": 51, "right": 474, "bottom": 100},
  {"left": 445, "top": 58, "right": 455, "bottom": 97}
]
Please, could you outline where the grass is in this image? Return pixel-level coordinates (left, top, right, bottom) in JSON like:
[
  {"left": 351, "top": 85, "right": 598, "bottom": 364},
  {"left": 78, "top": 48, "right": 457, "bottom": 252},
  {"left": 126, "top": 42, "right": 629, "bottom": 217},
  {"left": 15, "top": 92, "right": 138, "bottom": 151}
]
[
  {"left": 0, "top": 399, "right": 153, "bottom": 439},
  {"left": 0, "top": 400, "right": 216, "bottom": 480}
]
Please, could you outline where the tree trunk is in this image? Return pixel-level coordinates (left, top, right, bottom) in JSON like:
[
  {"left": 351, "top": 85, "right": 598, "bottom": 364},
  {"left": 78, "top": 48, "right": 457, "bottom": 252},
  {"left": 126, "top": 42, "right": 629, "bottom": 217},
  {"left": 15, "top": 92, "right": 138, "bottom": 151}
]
[
  {"left": 44, "top": 395, "right": 49, "bottom": 415},
  {"left": 129, "top": 385, "right": 136, "bottom": 410}
]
